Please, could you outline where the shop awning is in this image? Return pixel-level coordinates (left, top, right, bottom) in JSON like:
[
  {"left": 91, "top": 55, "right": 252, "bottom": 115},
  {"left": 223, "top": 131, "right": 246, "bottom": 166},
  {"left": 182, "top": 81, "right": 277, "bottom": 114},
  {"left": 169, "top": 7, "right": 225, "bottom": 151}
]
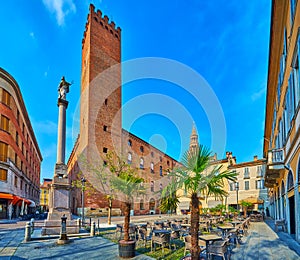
[
  {"left": 11, "top": 196, "right": 31, "bottom": 205},
  {"left": 27, "top": 199, "right": 36, "bottom": 207},
  {"left": 0, "top": 193, "right": 14, "bottom": 200},
  {"left": 178, "top": 200, "right": 190, "bottom": 210}
]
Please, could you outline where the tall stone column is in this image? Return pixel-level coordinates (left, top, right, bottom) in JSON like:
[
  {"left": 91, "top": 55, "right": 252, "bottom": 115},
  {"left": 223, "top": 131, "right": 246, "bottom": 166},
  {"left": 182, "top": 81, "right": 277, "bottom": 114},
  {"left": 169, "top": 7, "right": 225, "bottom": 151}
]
[
  {"left": 42, "top": 77, "right": 79, "bottom": 235},
  {"left": 56, "top": 99, "right": 68, "bottom": 164}
]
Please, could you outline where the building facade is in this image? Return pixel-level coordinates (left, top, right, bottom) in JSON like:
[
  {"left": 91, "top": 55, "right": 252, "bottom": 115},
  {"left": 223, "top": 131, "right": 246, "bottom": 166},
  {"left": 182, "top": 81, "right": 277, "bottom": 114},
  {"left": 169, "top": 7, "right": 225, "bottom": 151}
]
[
  {"left": 67, "top": 4, "right": 180, "bottom": 216},
  {"left": 264, "top": 0, "right": 300, "bottom": 242},
  {"left": 227, "top": 156, "right": 267, "bottom": 212},
  {"left": 0, "top": 68, "right": 42, "bottom": 219},
  {"left": 40, "top": 178, "right": 52, "bottom": 212}
]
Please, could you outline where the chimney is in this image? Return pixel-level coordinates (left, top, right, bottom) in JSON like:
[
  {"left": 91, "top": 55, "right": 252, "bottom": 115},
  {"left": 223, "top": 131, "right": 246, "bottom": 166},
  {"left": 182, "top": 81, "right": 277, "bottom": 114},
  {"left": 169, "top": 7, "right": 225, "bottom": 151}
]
[{"left": 254, "top": 155, "right": 258, "bottom": 161}]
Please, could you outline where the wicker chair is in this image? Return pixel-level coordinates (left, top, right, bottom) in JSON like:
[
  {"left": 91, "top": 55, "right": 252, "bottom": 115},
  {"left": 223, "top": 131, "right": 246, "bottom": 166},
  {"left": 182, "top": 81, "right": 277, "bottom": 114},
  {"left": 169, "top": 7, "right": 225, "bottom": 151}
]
[
  {"left": 183, "top": 235, "right": 206, "bottom": 256},
  {"left": 207, "top": 238, "right": 229, "bottom": 260},
  {"left": 151, "top": 232, "right": 171, "bottom": 253},
  {"left": 137, "top": 226, "right": 152, "bottom": 247}
]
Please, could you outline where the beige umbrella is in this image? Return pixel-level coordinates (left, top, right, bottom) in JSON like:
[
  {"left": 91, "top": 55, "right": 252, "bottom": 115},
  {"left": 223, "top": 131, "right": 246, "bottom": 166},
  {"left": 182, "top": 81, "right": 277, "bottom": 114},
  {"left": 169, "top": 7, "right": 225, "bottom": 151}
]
[{"left": 239, "top": 196, "right": 264, "bottom": 204}]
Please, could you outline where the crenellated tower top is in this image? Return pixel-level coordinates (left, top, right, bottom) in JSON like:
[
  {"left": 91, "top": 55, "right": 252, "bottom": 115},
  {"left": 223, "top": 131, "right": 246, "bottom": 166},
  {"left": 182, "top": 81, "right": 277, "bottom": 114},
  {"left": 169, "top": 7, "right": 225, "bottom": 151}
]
[{"left": 82, "top": 4, "right": 121, "bottom": 49}]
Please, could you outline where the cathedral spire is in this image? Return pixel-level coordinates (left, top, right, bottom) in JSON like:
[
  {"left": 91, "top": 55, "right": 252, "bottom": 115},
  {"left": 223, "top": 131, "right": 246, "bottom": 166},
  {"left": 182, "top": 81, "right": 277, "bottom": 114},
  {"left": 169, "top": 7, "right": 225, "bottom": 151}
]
[{"left": 189, "top": 123, "right": 199, "bottom": 152}]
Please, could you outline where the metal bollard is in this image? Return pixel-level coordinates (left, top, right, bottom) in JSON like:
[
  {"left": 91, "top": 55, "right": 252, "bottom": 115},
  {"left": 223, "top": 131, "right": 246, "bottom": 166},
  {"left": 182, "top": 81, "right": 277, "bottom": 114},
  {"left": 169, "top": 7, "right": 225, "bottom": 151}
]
[
  {"left": 30, "top": 218, "right": 35, "bottom": 234},
  {"left": 24, "top": 222, "right": 31, "bottom": 242},
  {"left": 90, "top": 221, "right": 96, "bottom": 236},
  {"left": 77, "top": 218, "right": 81, "bottom": 229}
]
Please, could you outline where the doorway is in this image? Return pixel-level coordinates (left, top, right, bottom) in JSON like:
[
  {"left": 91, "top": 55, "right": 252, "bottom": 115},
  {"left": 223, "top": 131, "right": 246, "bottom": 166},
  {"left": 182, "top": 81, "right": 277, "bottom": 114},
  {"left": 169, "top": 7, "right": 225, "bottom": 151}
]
[{"left": 289, "top": 196, "right": 295, "bottom": 235}]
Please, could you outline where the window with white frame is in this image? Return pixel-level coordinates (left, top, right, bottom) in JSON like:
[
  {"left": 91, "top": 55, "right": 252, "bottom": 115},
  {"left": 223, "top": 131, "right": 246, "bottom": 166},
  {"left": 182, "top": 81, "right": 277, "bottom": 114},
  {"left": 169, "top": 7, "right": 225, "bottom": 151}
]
[
  {"left": 256, "top": 179, "right": 264, "bottom": 189},
  {"left": 140, "top": 157, "right": 144, "bottom": 169},
  {"left": 244, "top": 181, "right": 250, "bottom": 190},
  {"left": 127, "top": 152, "right": 132, "bottom": 164},
  {"left": 244, "top": 168, "right": 250, "bottom": 178},
  {"left": 257, "top": 166, "right": 264, "bottom": 177},
  {"left": 150, "top": 162, "right": 154, "bottom": 173}
]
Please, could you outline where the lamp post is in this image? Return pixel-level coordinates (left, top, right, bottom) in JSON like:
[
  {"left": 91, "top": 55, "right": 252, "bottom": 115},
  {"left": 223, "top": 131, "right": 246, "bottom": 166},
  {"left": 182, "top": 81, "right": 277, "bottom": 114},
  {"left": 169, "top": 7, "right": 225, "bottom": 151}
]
[
  {"left": 235, "top": 182, "right": 239, "bottom": 214},
  {"left": 81, "top": 177, "right": 86, "bottom": 225}
]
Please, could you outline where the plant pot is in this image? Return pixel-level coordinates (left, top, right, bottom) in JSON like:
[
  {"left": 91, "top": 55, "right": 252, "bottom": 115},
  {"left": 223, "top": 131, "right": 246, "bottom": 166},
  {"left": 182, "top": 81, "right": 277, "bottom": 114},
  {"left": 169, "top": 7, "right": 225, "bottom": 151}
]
[{"left": 118, "top": 240, "right": 136, "bottom": 258}]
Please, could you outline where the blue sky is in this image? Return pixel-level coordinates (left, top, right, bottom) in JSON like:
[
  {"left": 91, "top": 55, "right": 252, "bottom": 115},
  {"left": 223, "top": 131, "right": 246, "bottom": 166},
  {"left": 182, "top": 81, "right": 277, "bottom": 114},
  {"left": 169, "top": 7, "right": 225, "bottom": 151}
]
[{"left": 0, "top": 0, "right": 271, "bottom": 180}]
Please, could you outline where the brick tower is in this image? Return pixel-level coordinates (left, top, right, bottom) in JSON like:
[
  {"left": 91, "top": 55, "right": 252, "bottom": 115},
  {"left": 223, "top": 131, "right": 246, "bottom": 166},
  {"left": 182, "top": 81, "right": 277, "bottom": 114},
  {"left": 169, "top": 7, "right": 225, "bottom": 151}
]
[{"left": 79, "top": 4, "right": 122, "bottom": 160}]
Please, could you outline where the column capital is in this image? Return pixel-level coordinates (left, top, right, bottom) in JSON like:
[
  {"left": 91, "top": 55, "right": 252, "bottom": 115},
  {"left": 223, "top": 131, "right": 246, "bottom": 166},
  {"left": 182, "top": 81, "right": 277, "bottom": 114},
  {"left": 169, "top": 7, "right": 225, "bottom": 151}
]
[{"left": 57, "top": 98, "right": 69, "bottom": 108}]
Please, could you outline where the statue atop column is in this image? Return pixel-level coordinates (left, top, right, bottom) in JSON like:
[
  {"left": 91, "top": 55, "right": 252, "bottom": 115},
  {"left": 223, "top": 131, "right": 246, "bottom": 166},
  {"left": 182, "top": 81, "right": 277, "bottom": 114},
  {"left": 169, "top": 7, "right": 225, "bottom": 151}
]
[{"left": 58, "top": 76, "right": 72, "bottom": 100}]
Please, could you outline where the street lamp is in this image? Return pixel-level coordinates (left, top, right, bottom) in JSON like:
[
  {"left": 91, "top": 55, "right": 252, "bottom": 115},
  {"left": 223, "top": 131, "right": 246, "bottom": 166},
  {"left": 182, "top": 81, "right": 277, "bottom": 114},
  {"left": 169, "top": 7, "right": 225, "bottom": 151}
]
[
  {"left": 235, "top": 181, "right": 239, "bottom": 213},
  {"left": 81, "top": 177, "right": 86, "bottom": 225}
]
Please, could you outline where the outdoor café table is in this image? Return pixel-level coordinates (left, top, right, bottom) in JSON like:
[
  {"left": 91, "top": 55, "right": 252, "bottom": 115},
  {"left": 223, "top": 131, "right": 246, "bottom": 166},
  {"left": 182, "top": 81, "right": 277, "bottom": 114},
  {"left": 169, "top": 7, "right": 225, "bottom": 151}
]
[
  {"left": 153, "top": 229, "right": 171, "bottom": 236},
  {"left": 231, "top": 221, "right": 241, "bottom": 227},
  {"left": 217, "top": 225, "right": 235, "bottom": 237},
  {"left": 199, "top": 234, "right": 223, "bottom": 259}
]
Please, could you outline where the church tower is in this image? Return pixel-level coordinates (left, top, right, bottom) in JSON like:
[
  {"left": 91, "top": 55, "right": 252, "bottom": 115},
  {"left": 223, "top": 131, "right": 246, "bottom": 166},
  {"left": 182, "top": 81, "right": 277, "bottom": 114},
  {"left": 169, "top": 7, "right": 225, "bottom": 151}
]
[
  {"left": 189, "top": 124, "right": 199, "bottom": 152},
  {"left": 79, "top": 4, "right": 122, "bottom": 159}
]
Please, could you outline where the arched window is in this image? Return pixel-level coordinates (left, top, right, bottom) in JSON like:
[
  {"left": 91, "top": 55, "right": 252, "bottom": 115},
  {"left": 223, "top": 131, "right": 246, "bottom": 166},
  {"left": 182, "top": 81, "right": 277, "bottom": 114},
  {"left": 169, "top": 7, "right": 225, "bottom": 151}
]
[
  {"left": 140, "top": 146, "right": 144, "bottom": 153},
  {"left": 287, "top": 170, "right": 294, "bottom": 190},
  {"left": 149, "top": 198, "right": 155, "bottom": 210},
  {"left": 150, "top": 181, "right": 154, "bottom": 192},
  {"left": 140, "top": 157, "right": 144, "bottom": 169},
  {"left": 159, "top": 166, "right": 163, "bottom": 176},
  {"left": 150, "top": 162, "right": 154, "bottom": 173},
  {"left": 128, "top": 139, "right": 132, "bottom": 146},
  {"left": 127, "top": 152, "right": 132, "bottom": 164},
  {"left": 140, "top": 199, "right": 144, "bottom": 210}
]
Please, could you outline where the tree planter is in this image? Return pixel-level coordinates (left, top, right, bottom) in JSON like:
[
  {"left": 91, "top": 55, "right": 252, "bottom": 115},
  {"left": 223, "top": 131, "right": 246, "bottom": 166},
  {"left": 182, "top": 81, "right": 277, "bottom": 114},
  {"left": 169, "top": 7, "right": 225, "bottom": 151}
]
[{"left": 118, "top": 240, "right": 136, "bottom": 258}]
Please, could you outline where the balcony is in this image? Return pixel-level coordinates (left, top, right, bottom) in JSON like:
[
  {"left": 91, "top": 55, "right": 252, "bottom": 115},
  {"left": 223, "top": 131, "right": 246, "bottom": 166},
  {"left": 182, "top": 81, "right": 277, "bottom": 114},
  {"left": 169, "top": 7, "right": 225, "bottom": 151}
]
[{"left": 264, "top": 148, "right": 285, "bottom": 188}]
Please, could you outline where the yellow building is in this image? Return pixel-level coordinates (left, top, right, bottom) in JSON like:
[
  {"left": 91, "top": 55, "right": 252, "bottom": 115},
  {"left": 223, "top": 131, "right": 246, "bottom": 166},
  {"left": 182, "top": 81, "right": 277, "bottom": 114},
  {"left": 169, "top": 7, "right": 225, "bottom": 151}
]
[
  {"left": 177, "top": 126, "right": 268, "bottom": 215},
  {"left": 263, "top": 0, "right": 300, "bottom": 241},
  {"left": 40, "top": 178, "right": 52, "bottom": 212}
]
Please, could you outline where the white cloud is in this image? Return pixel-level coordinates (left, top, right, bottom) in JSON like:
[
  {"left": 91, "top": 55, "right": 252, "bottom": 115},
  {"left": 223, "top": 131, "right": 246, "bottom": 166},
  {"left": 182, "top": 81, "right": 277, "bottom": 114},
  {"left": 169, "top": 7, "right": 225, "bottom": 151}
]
[
  {"left": 43, "top": 0, "right": 76, "bottom": 26},
  {"left": 251, "top": 86, "right": 266, "bottom": 101}
]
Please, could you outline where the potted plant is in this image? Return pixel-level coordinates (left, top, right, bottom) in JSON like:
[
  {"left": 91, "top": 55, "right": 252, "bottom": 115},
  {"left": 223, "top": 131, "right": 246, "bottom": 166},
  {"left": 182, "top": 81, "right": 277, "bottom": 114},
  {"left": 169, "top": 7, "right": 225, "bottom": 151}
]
[
  {"left": 107, "top": 152, "right": 145, "bottom": 258},
  {"left": 240, "top": 201, "right": 253, "bottom": 218}
]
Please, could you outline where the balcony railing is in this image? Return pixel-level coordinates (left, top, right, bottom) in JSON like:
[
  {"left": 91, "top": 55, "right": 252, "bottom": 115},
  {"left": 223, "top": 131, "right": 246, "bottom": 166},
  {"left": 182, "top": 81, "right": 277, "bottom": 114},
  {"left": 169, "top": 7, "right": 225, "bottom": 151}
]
[{"left": 268, "top": 148, "right": 284, "bottom": 164}]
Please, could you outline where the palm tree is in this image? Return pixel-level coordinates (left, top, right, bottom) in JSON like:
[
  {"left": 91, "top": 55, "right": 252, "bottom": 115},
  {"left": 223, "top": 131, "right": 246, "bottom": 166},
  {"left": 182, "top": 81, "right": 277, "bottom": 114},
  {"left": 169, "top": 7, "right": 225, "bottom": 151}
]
[
  {"left": 107, "top": 152, "right": 145, "bottom": 242},
  {"left": 161, "top": 145, "right": 237, "bottom": 260}
]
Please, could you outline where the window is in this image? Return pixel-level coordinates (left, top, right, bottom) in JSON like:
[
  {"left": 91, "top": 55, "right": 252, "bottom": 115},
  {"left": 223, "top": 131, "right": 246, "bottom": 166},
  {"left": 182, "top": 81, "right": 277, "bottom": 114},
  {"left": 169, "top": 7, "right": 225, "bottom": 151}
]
[
  {"left": 25, "top": 183, "right": 27, "bottom": 193},
  {"left": 256, "top": 179, "right": 264, "bottom": 189},
  {"left": 0, "top": 168, "right": 7, "bottom": 182},
  {"left": 244, "top": 181, "right": 249, "bottom": 190},
  {"left": 140, "top": 199, "right": 144, "bottom": 210},
  {"left": 257, "top": 166, "right": 263, "bottom": 177},
  {"left": 287, "top": 170, "right": 294, "bottom": 190},
  {"left": 20, "top": 180, "right": 23, "bottom": 190},
  {"left": 150, "top": 181, "right": 154, "bottom": 192},
  {"left": 104, "top": 98, "right": 108, "bottom": 105},
  {"left": 244, "top": 168, "right": 250, "bottom": 178},
  {"left": 2, "top": 89, "right": 10, "bottom": 107},
  {"left": 103, "top": 147, "right": 108, "bottom": 153},
  {"left": 159, "top": 166, "right": 163, "bottom": 176},
  {"left": 159, "top": 156, "right": 162, "bottom": 162},
  {"left": 0, "top": 115, "right": 9, "bottom": 131},
  {"left": 229, "top": 182, "right": 235, "bottom": 191},
  {"left": 159, "top": 183, "right": 163, "bottom": 191},
  {"left": 151, "top": 152, "right": 154, "bottom": 157},
  {"left": 140, "top": 146, "right": 144, "bottom": 153},
  {"left": 22, "top": 123, "right": 25, "bottom": 134},
  {"left": 150, "top": 162, "right": 154, "bottom": 173},
  {"left": 0, "top": 141, "right": 8, "bottom": 162},
  {"left": 140, "top": 157, "right": 144, "bottom": 169},
  {"left": 128, "top": 139, "right": 132, "bottom": 146},
  {"left": 127, "top": 152, "right": 132, "bottom": 164},
  {"left": 167, "top": 160, "right": 170, "bottom": 166},
  {"left": 14, "top": 176, "right": 18, "bottom": 187},
  {"left": 103, "top": 125, "right": 107, "bottom": 131}
]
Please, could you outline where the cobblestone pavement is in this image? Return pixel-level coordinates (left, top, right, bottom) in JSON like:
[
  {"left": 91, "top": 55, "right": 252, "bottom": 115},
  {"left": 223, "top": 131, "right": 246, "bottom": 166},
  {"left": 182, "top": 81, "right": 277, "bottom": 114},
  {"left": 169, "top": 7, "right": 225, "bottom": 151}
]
[
  {"left": 1, "top": 216, "right": 300, "bottom": 259},
  {"left": 231, "top": 220, "right": 300, "bottom": 260}
]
